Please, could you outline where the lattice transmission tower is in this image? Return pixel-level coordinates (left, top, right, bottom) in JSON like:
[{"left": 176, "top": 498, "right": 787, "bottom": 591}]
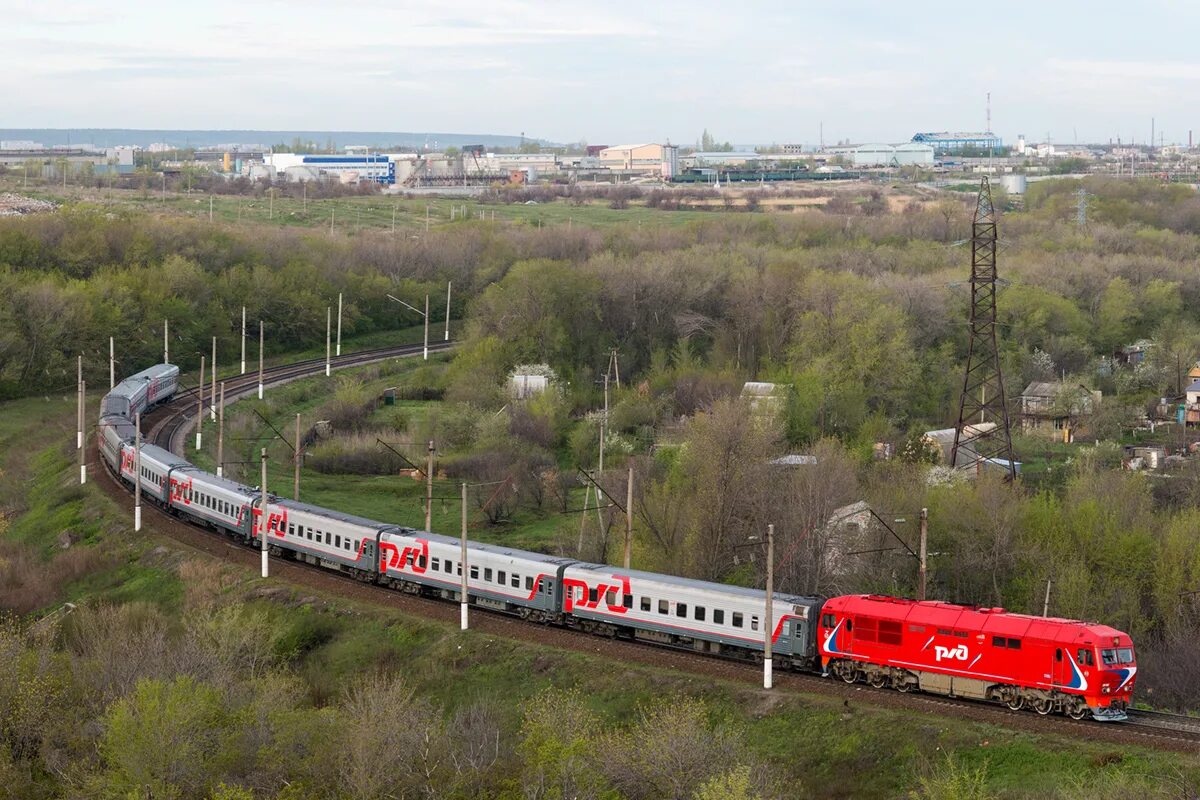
[{"left": 950, "top": 177, "right": 1016, "bottom": 479}]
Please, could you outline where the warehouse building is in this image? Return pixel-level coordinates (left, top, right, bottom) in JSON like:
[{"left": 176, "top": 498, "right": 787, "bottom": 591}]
[
  {"left": 851, "top": 143, "right": 934, "bottom": 167},
  {"left": 597, "top": 143, "right": 680, "bottom": 177},
  {"left": 911, "top": 131, "right": 1003, "bottom": 152}
]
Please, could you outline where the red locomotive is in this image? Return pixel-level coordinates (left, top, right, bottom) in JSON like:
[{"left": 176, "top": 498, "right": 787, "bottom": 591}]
[{"left": 818, "top": 595, "right": 1136, "bottom": 721}]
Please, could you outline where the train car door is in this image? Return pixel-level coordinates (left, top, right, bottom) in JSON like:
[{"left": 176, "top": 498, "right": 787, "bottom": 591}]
[
  {"left": 1052, "top": 646, "right": 1067, "bottom": 687},
  {"left": 361, "top": 537, "right": 377, "bottom": 578}
]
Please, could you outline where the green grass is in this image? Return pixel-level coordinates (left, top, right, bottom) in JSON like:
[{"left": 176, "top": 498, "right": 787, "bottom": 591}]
[{"left": 1, "top": 179, "right": 740, "bottom": 232}]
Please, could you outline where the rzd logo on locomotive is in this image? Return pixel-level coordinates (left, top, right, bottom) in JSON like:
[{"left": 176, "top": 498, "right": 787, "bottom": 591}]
[
  {"left": 934, "top": 644, "right": 969, "bottom": 662},
  {"left": 380, "top": 539, "right": 429, "bottom": 574}
]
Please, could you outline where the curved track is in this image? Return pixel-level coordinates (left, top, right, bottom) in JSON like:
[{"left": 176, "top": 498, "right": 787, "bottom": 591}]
[{"left": 94, "top": 347, "right": 1200, "bottom": 755}]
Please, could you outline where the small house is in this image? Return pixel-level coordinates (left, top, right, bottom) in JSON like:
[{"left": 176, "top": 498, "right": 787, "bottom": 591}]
[{"left": 1019, "top": 382, "right": 1101, "bottom": 434}]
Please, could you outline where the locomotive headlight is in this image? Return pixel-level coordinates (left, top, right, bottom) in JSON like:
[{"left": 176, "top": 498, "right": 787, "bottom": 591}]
[{"left": 1102, "top": 686, "right": 1110, "bottom": 694}]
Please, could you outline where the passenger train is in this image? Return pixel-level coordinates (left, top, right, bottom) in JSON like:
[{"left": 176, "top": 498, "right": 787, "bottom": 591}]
[{"left": 97, "top": 363, "right": 1137, "bottom": 722}]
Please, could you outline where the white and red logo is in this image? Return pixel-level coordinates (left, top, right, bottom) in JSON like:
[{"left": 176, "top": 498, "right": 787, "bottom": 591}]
[
  {"left": 380, "top": 538, "right": 428, "bottom": 572},
  {"left": 251, "top": 507, "right": 288, "bottom": 538},
  {"left": 935, "top": 644, "right": 969, "bottom": 662}
]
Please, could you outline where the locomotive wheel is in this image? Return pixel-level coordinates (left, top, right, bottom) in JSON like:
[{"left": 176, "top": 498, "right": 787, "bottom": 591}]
[
  {"left": 1066, "top": 702, "right": 1089, "bottom": 721},
  {"left": 1032, "top": 697, "right": 1054, "bottom": 715},
  {"left": 1004, "top": 694, "right": 1024, "bottom": 711},
  {"left": 895, "top": 680, "right": 913, "bottom": 693},
  {"left": 867, "top": 672, "right": 887, "bottom": 689},
  {"left": 836, "top": 662, "right": 857, "bottom": 684}
]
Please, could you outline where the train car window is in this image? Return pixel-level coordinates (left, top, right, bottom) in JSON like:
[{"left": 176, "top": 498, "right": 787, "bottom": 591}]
[
  {"left": 511, "top": 574, "right": 520, "bottom": 588},
  {"left": 344, "top": 541, "right": 351, "bottom": 552},
  {"left": 335, "top": 535, "right": 342, "bottom": 549},
  {"left": 992, "top": 636, "right": 1007, "bottom": 648},
  {"left": 1008, "top": 638, "right": 1022, "bottom": 650},
  {"left": 326, "top": 532, "right": 332, "bottom": 545},
  {"left": 526, "top": 576, "right": 534, "bottom": 591},
  {"left": 446, "top": 561, "right": 454, "bottom": 574},
  {"left": 605, "top": 589, "right": 616, "bottom": 607},
  {"left": 588, "top": 587, "right": 597, "bottom": 603},
  {"left": 623, "top": 594, "right": 632, "bottom": 609},
  {"left": 498, "top": 571, "right": 506, "bottom": 585},
  {"left": 470, "top": 566, "right": 479, "bottom": 580},
  {"left": 431, "top": 558, "right": 440, "bottom": 571},
  {"left": 658, "top": 600, "right": 668, "bottom": 615},
  {"left": 417, "top": 555, "right": 426, "bottom": 568},
  {"left": 641, "top": 597, "right": 651, "bottom": 612},
  {"left": 695, "top": 607, "right": 705, "bottom": 621},
  {"left": 288, "top": 524, "right": 295, "bottom": 536},
  {"left": 732, "top": 613, "right": 744, "bottom": 628},
  {"left": 1077, "top": 648, "right": 1092, "bottom": 665},
  {"left": 485, "top": 568, "right": 493, "bottom": 582},
  {"left": 714, "top": 609, "right": 725, "bottom": 625},
  {"left": 456, "top": 563, "right": 462, "bottom": 576},
  {"left": 846, "top": 619, "right": 852, "bottom": 632},
  {"left": 676, "top": 603, "right": 687, "bottom": 618},
  {"left": 306, "top": 528, "right": 312, "bottom": 540},
  {"left": 751, "top": 616, "right": 759, "bottom": 631},
  {"left": 1055, "top": 648, "right": 1063, "bottom": 662}
]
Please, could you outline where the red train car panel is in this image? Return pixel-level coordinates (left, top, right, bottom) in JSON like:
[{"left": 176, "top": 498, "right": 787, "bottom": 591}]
[{"left": 818, "top": 595, "right": 1135, "bottom": 721}]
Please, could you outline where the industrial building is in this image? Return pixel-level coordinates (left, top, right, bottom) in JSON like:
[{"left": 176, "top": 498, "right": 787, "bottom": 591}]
[
  {"left": 850, "top": 143, "right": 934, "bottom": 167},
  {"left": 264, "top": 152, "right": 401, "bottom": 184},
  {"left": 596, "top": 144, "right": 679, "bottom": 177},
  {"left": 911, "top": 131, "right": 1003, "bottom": 152}
]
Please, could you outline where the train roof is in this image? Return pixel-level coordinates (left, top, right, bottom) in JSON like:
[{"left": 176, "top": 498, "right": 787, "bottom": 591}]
[
  {"left": 109, "top": 363, "right": 180, "bottom": 398},
  {"left": 568, "top": 561, "right": 823, "bottom": 606},
  {"left": 275, "top": 498, "right": 405, "bottom": 532},
  {"left": 827, "top": 594, "right": 1131, "bottom": 643},
  {"left": 412, "top": 531, "right": 578, "bottom": 565},
  {"left": 178, "top": 466, "right": 259, "bottom": 497},
  {"left": 138, "top": 443, "right": 191, "bottom": 468}
]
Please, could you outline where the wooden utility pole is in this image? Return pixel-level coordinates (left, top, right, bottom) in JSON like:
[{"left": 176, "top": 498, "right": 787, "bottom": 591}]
[
  {"left": 195, "top": 356, "right": 205, "bottom": 450},
  {"left": 918, "top": 507, "right": 929, "bottom": 601},
  {"left": 336, "top": 292, "right": 343, "bottom": 356},
  {"left": 425, "top": 441, "right": 435, "bottom": 531},
  {"left": 258, "top": 321, "right": 264, "bottom": 400},
  {"left": 79, "top": 380, "right": 86, "bottom": 485},
  {"left": 134, "top": 412, "right": 142, "bottom": 531},
  {"left": 325, "top": 306, "right": 332, "bottom": 377},
  {"left": 210, "top": 337, "right": 217, "bottom": 420},
  {"left": 460, "top": 482, "right": 469, "bottom": 630},
  {"left": 294, "top": 413, "right": 301, "bottom": 500},
  {"left": 260, "top": 448, "right": 269, "bottom": 578},
  {"left": 217, "top": 382, "right": 225, "bottom": 478},
  {"left": 624, "top": 465, "right": 634, "bottom": 569},
  {"left": 764, "top": 523, "right": 774, "bottom": 690}
]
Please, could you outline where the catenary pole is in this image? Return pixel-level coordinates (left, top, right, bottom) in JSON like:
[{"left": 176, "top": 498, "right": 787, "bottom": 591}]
[
  {"left": 258, "top": 321, "right": 264, "bottom": 400},
  {"left": 595, "top": 374, "right": 608, "bottom": 536},
  {"left": 109, "top": 337, "right": 115, "bottom": 389},
  {"left": 624, "top": 465, "right": 634, "bottom": 569},
  {"left": 216, "top": 382, "right": 225, "bottom": 478},
  {"left": 423, "top": 294, "right": 429, "bottom": 360},
  {"left": 1043, "top": 579, "right": 1052, "bottom": 617},
  {"left": 336, "top": 292, "right": 343, "bottom": 355},
  {"left": 764, "top": 524, "right": 774, "bottom": 690},
  {"left": 79, "top": 380, "right": 86, "bottom": 484},
  {"left": 425, "top": 441, "right": 434, "bottom": 531},
  {"left": 460, "top": 482, "right": 469, "bottom": 630},
  {"left": 76, "top": 355, "right": 83, "bottom": 449},
  {"left": 240, "top": 306, "right": 246, "bottom": 374},
  {"left": 444, "top": 281, "right": 451, "bottom": 341},
  {"left": 918, "top": 507, "right": 929, "bottom": 602},
  {"left": 195, "top": 356, "right": 204, "bottom": 450},
  {"left": 260, "top": 448, "right": 269, "bottom": 578},
  {"left": 325, "top": 306, "right": 331, "bottom": 377},
  {"left": 134, "top": 412, "right": 142, "bottom": 531},
  {"left": 210, "top": 337, "right": 217, "bottom": 420},
  {"left": 163, "top": 319, "right": 169, "bottom": 364},
  {"left": 294, "top": 413, "right": 301, "bottom": 501}
]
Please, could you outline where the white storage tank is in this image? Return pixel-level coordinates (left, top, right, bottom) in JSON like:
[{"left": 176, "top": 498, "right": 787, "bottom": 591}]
[{"left": 1000, "top": 174, "right": 1027, "bottom": 194}]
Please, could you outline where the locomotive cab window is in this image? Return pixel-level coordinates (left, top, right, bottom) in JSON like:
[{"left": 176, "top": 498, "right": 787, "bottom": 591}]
[
  {"left": 822, "top": 613, "right": 835, "bottom": 628},
  {"left": 1007, "top": 638, "right": 1021, "bottom": 650},
  {"left": 1078, "top": 649, "right": 1094, "bottom": 666}
]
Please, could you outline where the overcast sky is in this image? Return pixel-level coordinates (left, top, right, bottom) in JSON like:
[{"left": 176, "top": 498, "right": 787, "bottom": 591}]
[{"left": 6, "top": 0, "right": 1200, "bottom": 146}]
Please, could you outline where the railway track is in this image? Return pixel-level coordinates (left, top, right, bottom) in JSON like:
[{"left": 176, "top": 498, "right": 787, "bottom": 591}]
[
  {"left": 145, "top": 342, "right": 451, "bottom": 452},
  {"left": 95, "top": 347, "right": 1200, "bottom": 755}
]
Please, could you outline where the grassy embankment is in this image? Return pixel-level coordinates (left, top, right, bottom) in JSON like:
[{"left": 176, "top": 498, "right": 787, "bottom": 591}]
[{"left": 1, "top": 381, "right": 1196, "bottom": 798}]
